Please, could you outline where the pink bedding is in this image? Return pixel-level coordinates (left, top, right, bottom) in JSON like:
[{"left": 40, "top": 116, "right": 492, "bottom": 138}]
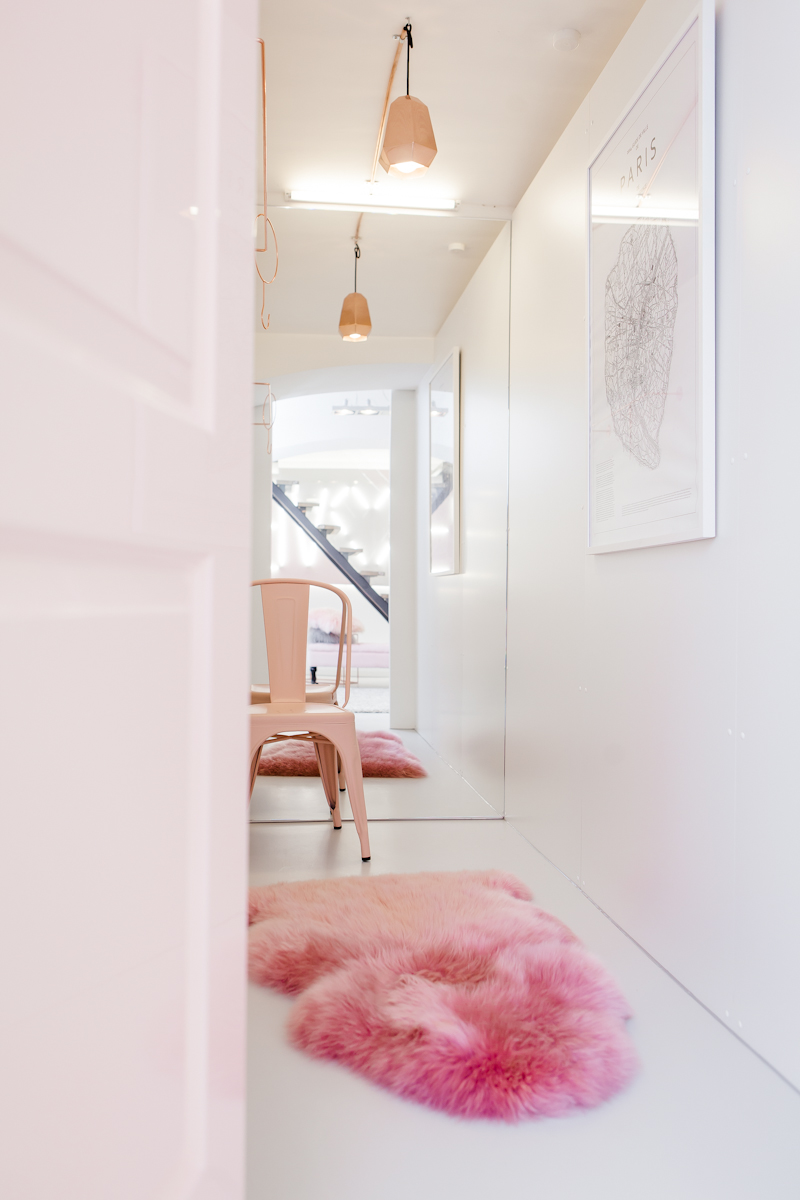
[{"left": 306, "top": 641, "right": 389, "bottom": 668}]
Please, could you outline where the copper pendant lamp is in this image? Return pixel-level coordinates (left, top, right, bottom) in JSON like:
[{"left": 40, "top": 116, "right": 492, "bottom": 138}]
[
  {"left": 338, "top": 242, "right": 372, "bottom": 341},
  {"left": 379, "top": 23, "right": 437, "bottom": 179}
]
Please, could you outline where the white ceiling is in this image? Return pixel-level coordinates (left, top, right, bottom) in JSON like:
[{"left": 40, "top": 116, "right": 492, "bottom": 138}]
[
  {"left": 272, "top": 391, "right": 391, "bottom": 464},
  {"left": 257, "top": 0, "right": 644, "bottom": 340},
  {"left": 256, "top": 209, "right": 504, "bottom": 337}
]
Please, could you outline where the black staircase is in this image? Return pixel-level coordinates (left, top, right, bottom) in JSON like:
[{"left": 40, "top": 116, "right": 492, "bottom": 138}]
[{"left": 272, "top": 483, "right": 389, "bottom": 621}]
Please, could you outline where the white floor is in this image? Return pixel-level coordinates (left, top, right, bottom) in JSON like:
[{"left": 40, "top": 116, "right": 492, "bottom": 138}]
[
  {"left": 250, "top": 714, "right": 500, "bottom": 821},
  {"left": 335, "top": 686, "right": 389, "bottom": 712},
  {"left": 247, "top": 766, "right": 800, "bottom": 1200}
]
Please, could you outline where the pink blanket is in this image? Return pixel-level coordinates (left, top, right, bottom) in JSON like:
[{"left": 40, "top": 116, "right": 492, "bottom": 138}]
[{"left": 306, "top": 641, "right": 389, "bottom": 668}]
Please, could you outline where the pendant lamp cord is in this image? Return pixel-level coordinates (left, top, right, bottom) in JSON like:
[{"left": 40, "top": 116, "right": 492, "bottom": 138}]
[
  {"left": 354, "top": 242, "right": 361, "bottom": 293},
  {"left": 369, "top": 23, "right": 410, "bottom": 186},
  {"left": 404, "top": 22, "right": 413, "bottom": 95}
]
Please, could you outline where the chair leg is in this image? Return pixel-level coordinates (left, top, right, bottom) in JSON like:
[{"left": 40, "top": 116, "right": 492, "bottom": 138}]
[
  {"left": 329, "top": 734, "right": 370, "bottom": 861},
  {"left": 249, "top": 744, "right": 265, "bottom": 800},
  {"left": 314, "top": 740, "right": 342, "bottom": 828},
  {"left": 337, "top": 752, "right": 346, "bottom": 792}
]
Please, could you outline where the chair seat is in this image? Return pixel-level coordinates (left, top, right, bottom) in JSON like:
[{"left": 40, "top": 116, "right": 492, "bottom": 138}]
[{"left": 249, "top": 701, "right": 352, "bottom": 720}]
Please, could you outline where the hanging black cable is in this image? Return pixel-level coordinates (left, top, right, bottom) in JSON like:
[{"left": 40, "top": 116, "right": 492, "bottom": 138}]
[
  {"left": 404, "top": 22, "right": 413, "bottom": 95},
  {"left": 339, "top": 238, "right": 371, "bottom": 340}
]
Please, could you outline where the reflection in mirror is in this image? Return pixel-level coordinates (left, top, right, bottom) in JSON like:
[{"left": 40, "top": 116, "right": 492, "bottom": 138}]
[
  {"left": 429, "top": 350, "right": 460, "bottom": 575},
  {"left": 253, "top": 208, "right": 510, "bottom": 822}
]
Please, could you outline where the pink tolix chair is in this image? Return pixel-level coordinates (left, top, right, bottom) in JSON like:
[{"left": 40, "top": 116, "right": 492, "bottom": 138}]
[
  {"left": 251, "top": 590, "right": 349, "bottom": 794},
  {"left": 249, "top": 579, "right": 370, "bottom": 861}
]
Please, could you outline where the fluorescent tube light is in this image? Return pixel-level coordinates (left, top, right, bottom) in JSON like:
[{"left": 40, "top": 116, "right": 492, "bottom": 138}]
[{"left": 288, "top": 188, "right": 457, "bottom": 213}]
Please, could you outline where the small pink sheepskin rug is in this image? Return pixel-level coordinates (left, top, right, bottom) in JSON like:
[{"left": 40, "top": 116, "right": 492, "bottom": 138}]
[
  {"left": 258, "top": 729, "right": 426, "bottom": 778},
  {"left": 248, "top": 870, "right": 638, "bottom": 1121}
]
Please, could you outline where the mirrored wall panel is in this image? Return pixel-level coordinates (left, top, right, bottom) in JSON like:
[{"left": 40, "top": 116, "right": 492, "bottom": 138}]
[{"left": 430, "top": 349, "right": 460, "bottom": 575}]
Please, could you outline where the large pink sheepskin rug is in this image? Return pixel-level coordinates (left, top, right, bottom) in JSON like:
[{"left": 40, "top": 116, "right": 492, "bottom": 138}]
[
  {"left": 258, "top": 729, "right": 426, "bottom": 778},
  {"left": 248, "top": 871, "right": 638, "bottom": 1121}
]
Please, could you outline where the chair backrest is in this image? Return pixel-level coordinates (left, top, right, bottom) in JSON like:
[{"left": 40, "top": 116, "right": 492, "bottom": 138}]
[{"left": 251, "top": 578, "right": 353, "bottom": 705}]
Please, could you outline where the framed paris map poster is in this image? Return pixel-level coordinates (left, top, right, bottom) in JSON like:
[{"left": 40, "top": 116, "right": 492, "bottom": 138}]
[{"left": 588, "top": 2, "right": 715, "bottom": 552}]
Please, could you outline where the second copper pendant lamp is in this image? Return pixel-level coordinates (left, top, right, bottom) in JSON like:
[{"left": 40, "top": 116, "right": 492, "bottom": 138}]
[
  {"left": 380, "top": 22, "right": 437, "bottom": 178},
  {"left": 338, "top": 242, "right": 372, "bottom": 341}
]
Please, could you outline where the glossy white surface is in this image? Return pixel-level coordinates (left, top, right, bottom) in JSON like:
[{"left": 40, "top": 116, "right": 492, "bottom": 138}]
[
  {"left": 247, "top": 818, "right": 800, "bottom": 1200},
  {"left": 504, "top": 0, "right": 800, "bottom": 1090},
  {"left": 715, "top": 0, "right": 800, "bottom": 1085},
  {"left": 416, "top": 225, "right": 510, "bottom": 813},
  {"left": 0, "top": 0, "right": 254, "bottom": 1194},
  {"left": 389, "top": 390, "right": 417, "bottom": 728}
]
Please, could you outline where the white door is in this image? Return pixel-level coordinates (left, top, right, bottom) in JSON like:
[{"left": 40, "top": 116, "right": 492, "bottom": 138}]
[{"left": 0, "top": 2, "right": 255, "bottom": 1197}]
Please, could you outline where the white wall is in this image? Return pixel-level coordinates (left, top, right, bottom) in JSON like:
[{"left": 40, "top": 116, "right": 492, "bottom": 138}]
[
  {"left": 390, "top": 391, "right": 417, "bottom": 728},
  {"left": 271, "top": 391, "right": 391, "bottom": 459},
  {"left": 504, "top": 0, "right": 800, "bottom": 1091},
  {"left": 255, "top": 331, "right": 433, "bottom": 397},
  {"left": 416, "top": 224, "right": 510, "bottom": 813}
]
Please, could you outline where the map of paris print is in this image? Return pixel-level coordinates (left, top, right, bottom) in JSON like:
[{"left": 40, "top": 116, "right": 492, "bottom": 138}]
[
  {"left": 605, "top": 224, "right": 679, "bottom": 470},
  {"left": 588, "top": 11, "right": 715, "bottom": 552}
]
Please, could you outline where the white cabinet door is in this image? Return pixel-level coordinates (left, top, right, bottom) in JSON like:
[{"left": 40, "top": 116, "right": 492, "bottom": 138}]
[{"left": 0, "top": 2, "right": 255, "bottom": 1196}]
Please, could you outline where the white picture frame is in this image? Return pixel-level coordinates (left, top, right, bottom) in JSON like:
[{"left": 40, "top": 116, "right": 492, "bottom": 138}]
[
  {"left": 587, "top": 1, "right": 715, "bottom": 553},
  {"left": 429, "top": 348, "right": 461, "bottom": 575}
]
